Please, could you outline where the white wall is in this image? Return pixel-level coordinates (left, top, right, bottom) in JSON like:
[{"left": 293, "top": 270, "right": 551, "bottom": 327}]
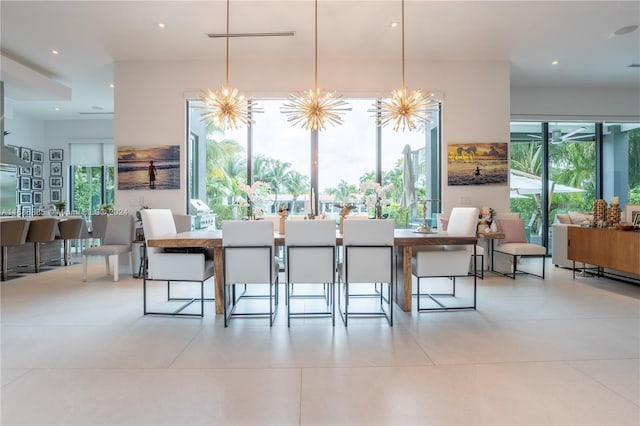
[
  {"left": 511, "top": 86, "right": 640, "bottom": 121},
  {"left": 114, "top": 58, "right": 511, "bottom": 214},
  {"left": 4, "top": 111, "right": 45, "bottom": 152}
]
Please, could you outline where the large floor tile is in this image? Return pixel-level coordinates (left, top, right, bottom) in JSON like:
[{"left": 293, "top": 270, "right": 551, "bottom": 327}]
[
  {"left": 1, "top": 368, "right": 301, "bottom": 425},
  {"left": 300, "top": 362, "right": 639, "bottom": 425},
  {"left": 569, "top": 358, "right": 640, "bottom": 405}
]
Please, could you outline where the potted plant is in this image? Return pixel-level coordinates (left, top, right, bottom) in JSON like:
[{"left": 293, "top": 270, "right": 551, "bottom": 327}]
[{"left": 53, "top": 201, "right": 66, "bottom": 214}]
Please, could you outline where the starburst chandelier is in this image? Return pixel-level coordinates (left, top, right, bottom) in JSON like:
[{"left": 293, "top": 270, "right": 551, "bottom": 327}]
[
  {"left": 373, "top": 0, "right": 439, "bottom": 132},
  {"left": 282, "top": 0, "right": 349, "bottom": 131},
  {"left": 200, "top": 0, "right": 252, "bottom": 130}
]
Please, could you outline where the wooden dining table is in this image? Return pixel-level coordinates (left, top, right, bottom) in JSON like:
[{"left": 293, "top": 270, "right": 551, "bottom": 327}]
[{"left": 145, "top": 228, "right": 478, "bottom": 314}]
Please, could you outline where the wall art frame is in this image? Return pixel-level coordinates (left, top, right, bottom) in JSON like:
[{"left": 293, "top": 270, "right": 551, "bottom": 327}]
[
  {"left": 49, "top": 149, "right": 63, "bottom": 161},
  {"left": 447, "top": 142, "right": 509, "bottom": 186}
]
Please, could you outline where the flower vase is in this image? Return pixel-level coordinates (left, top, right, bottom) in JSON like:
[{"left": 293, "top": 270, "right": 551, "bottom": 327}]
[
  {"left": 375, "top": 204, "right": 382, "bottom": 219},
  {"left": 247, "top": 202, "right": 254, "bottom": 220},
  {"left": 490, "top": 221, "right": 498, "bottom": 232}
]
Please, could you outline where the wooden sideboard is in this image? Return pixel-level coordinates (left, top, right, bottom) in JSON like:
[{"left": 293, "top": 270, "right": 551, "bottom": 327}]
[{"left": 567, "top": 227, "right": 640, "bottom": 275}]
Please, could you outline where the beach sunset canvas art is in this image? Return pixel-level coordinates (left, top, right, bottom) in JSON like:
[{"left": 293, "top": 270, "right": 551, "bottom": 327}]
[
  {"left": 117, "top": 145, "right": 180, "bottom": 190},
  {"left": 447, "top": 142, "right": 508, "bottom": 186}
]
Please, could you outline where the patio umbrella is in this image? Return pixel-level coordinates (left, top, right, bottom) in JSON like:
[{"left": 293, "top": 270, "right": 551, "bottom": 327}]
[
  {"left": 510, "top": 172, "right": 585, "bottom": 196},
  {"left": 400, "top": 144, "right": 416, "bottom": 209}
]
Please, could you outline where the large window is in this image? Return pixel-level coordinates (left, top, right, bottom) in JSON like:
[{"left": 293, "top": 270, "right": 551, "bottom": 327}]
[
  {"left": 510, "top": 121, "right": 639, "bottom": 250},
  {"left": 69, "top": 141, "right": 114, "bottom": 215},
  {"left": 187, "top": 98, "right": 441, "bottom": 228}
]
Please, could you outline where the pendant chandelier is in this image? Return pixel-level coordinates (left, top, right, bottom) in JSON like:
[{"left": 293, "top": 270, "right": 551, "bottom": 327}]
[
  {"left": 200, "top": 0, "right": 252, "bottom": 130},
  {"left": 373, "top": 0, "right": 439, "bottom": 132},
  {"left": 282, "top": 0, "right": 349, "bottom": 131}
]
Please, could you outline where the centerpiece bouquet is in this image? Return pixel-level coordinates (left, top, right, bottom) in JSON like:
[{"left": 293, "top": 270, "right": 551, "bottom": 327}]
[
  {"left": 359, "top": 181, "right": 394, "bottom": 219},
  {"left": 237, "top": 181, "right": 270, "bottom": 220}
]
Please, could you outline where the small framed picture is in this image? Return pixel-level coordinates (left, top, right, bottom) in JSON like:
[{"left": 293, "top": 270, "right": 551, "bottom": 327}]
[
  {"left": 50, "top": 162, "right": 62, "bottom": 176},
  {"left": 33, "top": 164, "right": 43, "bottom": 178},
  {"left": 20, "top": 147, "right": 31, "bottom": 162},
  {"left": 20, "top": 176, "right": 31, "bottom": 191},
  {"left": 624, "top": 204, "right": 640, "bottom": 226},
  {"left": 33, "top": 191, "right": 43, "bottom": 205},
  {"left": 32, "top": 150, "right": 44, "bottom": 163},
  {"left": 50, "top": 176, "right": 63, "bottom": 188},
  {"left": 32, "top": 178, "right": 44, "bottom": 190},
  {"left": 50, "top": 189, "right": 62, "bottom": 203},
  {"left": 49, "top": 149, "right": 63, "bottom": 161},
  {"left": 19, "top": 192, "right": 32, "bottom": 204},
  {"left": 19, "top": 166, "right": 32, "bottom": 176}
]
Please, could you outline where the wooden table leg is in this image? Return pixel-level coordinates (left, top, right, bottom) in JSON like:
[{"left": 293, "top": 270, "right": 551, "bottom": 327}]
[
  {"left": 214, "top": 246, "right": 224, "bottom": 314},
  {"left": 394, "top": 246, "right": 413, "bottom": 312}
]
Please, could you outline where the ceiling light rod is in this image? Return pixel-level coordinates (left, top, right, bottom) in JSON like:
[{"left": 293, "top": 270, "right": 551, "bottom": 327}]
[
  {"left": 207, "top": 31, "right": 295, "bottom": 38},
  {"left": 281, "top": 0, "right": 349, "bottom": 131},
  {"left": 199, "top": 0, "right": 256, "bottom": 130},
  {"left": 372, "top": 0, "right": 438, "bottom": 132}
]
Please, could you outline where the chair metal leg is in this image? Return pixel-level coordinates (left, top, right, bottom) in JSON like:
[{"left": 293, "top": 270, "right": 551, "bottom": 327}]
[{"left": 33, "top": 242, "right": 39, "bottom": 273}]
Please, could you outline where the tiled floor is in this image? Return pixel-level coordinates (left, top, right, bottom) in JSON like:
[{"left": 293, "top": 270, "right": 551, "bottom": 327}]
[{"left": 1, "top": 257, "right": 639, "bottom": 425}]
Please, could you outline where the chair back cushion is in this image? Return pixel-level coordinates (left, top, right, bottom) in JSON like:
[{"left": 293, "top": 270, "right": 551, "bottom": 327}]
[
  {"left": 286, "top": 220, "right": 335, "bottom": 246},
  {"left": 26, "top": 218, "right": 57, "bottom": 243},
  {"left": 58, "top": 218, "right": 85, "bottom": 239},
  {"left": 90, "top": 215, "right": 108, "bottom": 240},
  {"left": 447, "top": 207, "right": 479, "bottom": 236},
  {"left": 286, "top": 220, "right": 335, "bottom": 284},
  {"left": 172, "top": 214, "right": 192, "bottom": 233},
  {"left": 343, "top": 219, "right": 394, "bottom": 246},
  {"left": 222, "top": 220, "right": 273, "bottom": 246},
  {"left": 343, "top": 219, "right": 394, "bottom": 284},
  {"left": 222, "top": 220, "right": 275, "bottom": 284},
  {"left": 103, "top": 215, "right": 133, "bottom": 246},
  {"left": 498, "top": 218, "right": 528, "bottom": 243},
  {"left": 1, "top": 219, "right": 30, "bottom": 246},
  {"left": 141, "top": 209, "right": 177, "bottom": 239}
]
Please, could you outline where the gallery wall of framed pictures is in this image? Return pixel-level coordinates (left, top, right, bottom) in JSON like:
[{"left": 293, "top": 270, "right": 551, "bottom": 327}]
[{"left": 6, "top": 145, "right": 65, "bottom": 215}]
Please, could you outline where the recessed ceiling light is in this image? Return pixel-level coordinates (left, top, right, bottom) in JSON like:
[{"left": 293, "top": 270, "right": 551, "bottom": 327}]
[
  {"left": 390, "top": 22, "right": 399, "bottom": 28},
  {"left": 109, "top": 83, "right": 115, "bottom": 89},
  {"left": 54, "top": 107, "right": 60, "bottom": 111},
  {"left": 551, "top": 60, "right": 559, "bottom": 66},
  {"left": 614, "top": 25, "right": 638, "bottom": 36},
  {"left": 49, "top": 49, "right": 60, "bottom": 55},
  {"left": 156, "top": 22, "right": 167, "bottom": 29}
]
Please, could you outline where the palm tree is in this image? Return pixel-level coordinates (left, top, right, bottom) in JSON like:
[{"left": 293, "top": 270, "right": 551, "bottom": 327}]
[
  {"left": 266, "top": 159, "right": 292, "bottom": 210},
  {"left": 327, "top": 180, "right": 359, "bottom": 204},
  {"left": 285, "top": 171, "right": 309, "bottom": 213}
]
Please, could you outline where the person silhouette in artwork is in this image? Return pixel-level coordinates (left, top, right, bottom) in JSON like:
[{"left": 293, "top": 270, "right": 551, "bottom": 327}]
[
  {"left": 148, "top": 160, "right": 157, "bottom": 188},
  {"left": 474, "top": 166, "right": 481, "bottom": 176}
]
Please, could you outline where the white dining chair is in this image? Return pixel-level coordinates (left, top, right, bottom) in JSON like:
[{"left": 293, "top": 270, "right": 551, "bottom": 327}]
[
  {"left": 338, "top": 219, "right": 395, "bottom": 326},
  {"left": 141, "top": 209, "right": 214, "bottom": 317},
  {"left": 285, "top": 219, "right": 336, "bottom": 326},
  {"left": 222, "top": 220, "right": 278, "bottom": 327},
  {"left": 412, "top": 207, "right": 479, "bottom": 311},
  {"left": 82, "top": 214, "right": 133, "bottom": 282}
]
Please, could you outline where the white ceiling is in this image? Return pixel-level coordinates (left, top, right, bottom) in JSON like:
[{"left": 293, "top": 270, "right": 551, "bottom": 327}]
[{"left": 1, "top": 0, "right": 639, "bottom": 120}]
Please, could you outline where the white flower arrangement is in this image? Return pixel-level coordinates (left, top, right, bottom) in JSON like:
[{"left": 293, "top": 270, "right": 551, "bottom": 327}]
[
  {"left": 237, "top": 181, "right": 270, "bottom": 219},
  {"left": 237, "top": 181, "right": 270, "bottom": 205},
  {"left": 359, "top": 181, "right": 394, "bottom": 215}
]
